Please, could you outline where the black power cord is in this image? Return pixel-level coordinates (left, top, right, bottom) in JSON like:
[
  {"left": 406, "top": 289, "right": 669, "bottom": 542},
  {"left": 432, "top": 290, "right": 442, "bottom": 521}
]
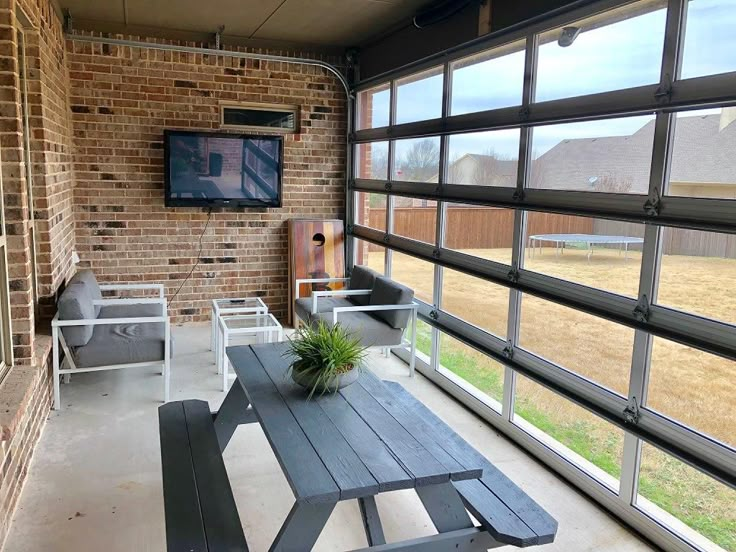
[{"left": 168, "top": 209, "right": 212, "bottom": 308}]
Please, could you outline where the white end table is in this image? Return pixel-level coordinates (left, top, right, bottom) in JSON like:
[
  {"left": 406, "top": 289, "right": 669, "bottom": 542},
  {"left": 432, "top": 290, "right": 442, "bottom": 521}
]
[
  {"left": 217, "top": 313, "right": 284, "bottom": 392},
  {"left": 211, "top": 297, "right": 268, "bottom": 366}
]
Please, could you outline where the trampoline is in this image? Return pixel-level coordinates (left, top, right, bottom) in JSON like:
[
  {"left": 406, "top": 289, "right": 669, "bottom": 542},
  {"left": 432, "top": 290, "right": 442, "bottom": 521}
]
[{"left": 528, "top": 233, "right": 644, "bottom": 260}]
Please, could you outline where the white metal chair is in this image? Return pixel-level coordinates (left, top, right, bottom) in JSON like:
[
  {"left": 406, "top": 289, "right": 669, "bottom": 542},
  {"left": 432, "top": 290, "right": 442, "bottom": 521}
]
[
  {"left": 293, "top": 272, "right": 418, "bottom": 377},
  {"left": 52, "top": 274, "right": 170, "bottom": 411}
]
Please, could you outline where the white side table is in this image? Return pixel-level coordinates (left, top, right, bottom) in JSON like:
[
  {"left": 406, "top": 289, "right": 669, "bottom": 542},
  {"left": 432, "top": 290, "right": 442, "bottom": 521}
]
[
  {"left": 211, "top": 297, "right": 268, "bottom": 369},
  {"left": 217, "top": 313, "right": 284, "bottom": 392}
]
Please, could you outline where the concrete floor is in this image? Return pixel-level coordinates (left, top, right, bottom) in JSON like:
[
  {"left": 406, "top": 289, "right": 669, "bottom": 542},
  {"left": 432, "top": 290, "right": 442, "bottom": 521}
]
[{"left": 5, "top": 323, "right": 656, "bottom": 552}]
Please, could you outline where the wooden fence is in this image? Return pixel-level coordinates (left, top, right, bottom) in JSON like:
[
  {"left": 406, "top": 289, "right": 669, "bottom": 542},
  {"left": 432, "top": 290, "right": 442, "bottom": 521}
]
[
  {"left": 367, "top": 207, "right": 592, "bottom": 250},
  {"left": 364, "top": 207, "right": 736, "bottom": 258}
]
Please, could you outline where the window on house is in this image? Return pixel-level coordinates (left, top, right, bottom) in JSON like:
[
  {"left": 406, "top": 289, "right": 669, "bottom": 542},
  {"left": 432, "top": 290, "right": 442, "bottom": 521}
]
[
  {"left": 220, "top": 102, "right": 299, "bottom": 133},
  {"left": 391, "top": 197, "right": 437, "bottom": 245},
  {"left": 355, "top": 141, "right": 389, "bottom": 180},
  {"left": 354, "top": 192, "right": 387, "bottom": 232},
  {"left": 393, "top": 137, "right": 441, "bottom": 183},
  {"left": 680, "top": 0, "right": 736, "bottom": 79},
  {"left": 444, "top": 204, "right": 516, "bottom": 265},
  {"left": 0, "top": 149, "right": 14, "bottom": 379}
]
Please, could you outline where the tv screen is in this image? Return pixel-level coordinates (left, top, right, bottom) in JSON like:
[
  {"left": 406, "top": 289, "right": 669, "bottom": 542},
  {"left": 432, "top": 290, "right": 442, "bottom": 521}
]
[{"left": 164, "top": 130, "right": 283, "bottom": 207}]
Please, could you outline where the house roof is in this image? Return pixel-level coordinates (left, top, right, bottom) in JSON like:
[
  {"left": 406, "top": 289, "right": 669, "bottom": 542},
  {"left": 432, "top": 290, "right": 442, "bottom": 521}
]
[{"left": 529, "top": 112, "right": 736, "bottom": 192}]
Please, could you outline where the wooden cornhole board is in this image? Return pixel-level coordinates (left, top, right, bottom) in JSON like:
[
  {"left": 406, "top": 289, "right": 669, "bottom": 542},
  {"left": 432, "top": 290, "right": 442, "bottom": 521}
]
[{"left": 287, "top": 219, "right": 345, "bottom": 326}]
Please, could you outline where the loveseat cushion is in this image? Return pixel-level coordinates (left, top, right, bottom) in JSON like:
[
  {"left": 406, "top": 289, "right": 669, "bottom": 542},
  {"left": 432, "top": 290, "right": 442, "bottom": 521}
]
[
  {"left": 57, "top": 282, "right": 96, "bottom": 347},
  {"left": 349, "top": 265, "right": 380, "bottom": 306},
  {"left": 369, "top": 277, "right": 414, "bottom": 329},
  {"left": 73, "top": 320, "right": 170, "bottom": 368},
  {"left": 312, "top": 311, "right": 403, "bottom": 347},
  {"left": 68, "top": 269, "right": 103, "bottom": 317},
  {"left": 294, "top": 297, "right": 354, "bottom": 323}
]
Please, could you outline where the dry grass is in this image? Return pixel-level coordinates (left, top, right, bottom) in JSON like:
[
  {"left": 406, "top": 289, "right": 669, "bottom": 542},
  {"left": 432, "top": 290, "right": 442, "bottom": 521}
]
[{"left": 371, "top": 246, "right": 736, "bottom": 447}]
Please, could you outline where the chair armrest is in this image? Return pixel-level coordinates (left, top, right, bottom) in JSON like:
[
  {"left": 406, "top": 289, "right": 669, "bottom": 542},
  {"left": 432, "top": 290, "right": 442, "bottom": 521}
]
[
  {"left": 52, "top": 314, "right": 168, "bottom": 327},
  {"left": 332, "top": 303, "right": 417, "bottom": 323},
  {"left": 310, "top": 289, "right": 372, "bottom": 314},
  {"left": 294, "top": 277, "right": 349, "bottom": 300},
  {"left": 99, "top": 283, "right": 165, "bottom": 299}
]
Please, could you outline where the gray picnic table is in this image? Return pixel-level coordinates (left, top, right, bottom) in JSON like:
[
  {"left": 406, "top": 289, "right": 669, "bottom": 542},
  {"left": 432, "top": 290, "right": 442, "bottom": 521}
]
[{"left": 205, "top": 342, "right": 558, "bottom": 551}]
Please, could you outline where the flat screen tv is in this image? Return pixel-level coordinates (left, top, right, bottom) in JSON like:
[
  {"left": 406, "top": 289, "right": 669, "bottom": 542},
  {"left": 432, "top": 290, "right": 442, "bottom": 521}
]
[{"left": 164, "top": 130, "right": 283, "bottom": 208}]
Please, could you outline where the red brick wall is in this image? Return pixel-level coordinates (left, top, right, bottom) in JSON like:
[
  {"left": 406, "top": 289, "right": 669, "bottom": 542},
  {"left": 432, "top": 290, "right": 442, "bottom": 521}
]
[{"left": 68, "top": 35, "right": 347, "bottom": 322}]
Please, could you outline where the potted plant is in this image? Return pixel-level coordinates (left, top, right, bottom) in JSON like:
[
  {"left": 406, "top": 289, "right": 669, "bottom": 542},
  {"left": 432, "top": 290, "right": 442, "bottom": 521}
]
[{"left": 285, "top": 321, "right": 367, "bottom": 399}]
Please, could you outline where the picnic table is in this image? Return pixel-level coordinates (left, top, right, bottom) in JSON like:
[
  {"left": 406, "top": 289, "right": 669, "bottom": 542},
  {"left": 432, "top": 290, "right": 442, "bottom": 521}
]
[{"left": 158, "top": 342, "right": 558, "bottom": 551}]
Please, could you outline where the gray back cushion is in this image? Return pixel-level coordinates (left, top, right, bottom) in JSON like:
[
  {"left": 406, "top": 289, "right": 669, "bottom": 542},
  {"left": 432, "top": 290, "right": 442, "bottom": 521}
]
[
  {"left": 68, "top": 269, "right": 103, "bottom": 317},
  {"left": 349, "top": 265, "right": 379, "bottom": 306},
  {"left": 369, "top": 276, "right": 414, "bottom": 329},
  {"left": 57, "top": 282, "right": 96, "bottom": 346}
]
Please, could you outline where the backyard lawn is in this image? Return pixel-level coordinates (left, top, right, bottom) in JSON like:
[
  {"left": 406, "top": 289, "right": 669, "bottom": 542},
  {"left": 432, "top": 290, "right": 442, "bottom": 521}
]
[{"left": 363, "top": 246, "right": 736, "bottom": 551}]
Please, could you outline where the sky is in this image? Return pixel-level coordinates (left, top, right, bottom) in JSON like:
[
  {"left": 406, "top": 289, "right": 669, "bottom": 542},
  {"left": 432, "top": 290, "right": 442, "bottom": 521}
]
[{"left": 362, "top": 0, "right": 736, "bottom": 167}]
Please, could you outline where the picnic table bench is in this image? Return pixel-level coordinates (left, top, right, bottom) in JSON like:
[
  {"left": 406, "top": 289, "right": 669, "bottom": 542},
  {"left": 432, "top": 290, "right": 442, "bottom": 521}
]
[{"left": 158, "top": 342, "right": 557, "bottom": 551}]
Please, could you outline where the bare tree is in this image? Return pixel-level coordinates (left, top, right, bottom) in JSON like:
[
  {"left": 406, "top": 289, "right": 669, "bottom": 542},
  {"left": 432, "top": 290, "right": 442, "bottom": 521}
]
[
  {"left": 370, "top": 146, "right": 388, "bottom": 180},
  {"left": 593, "top": 173, "right": 633, "bottom": 194},
  {"left": 397, "top": 139, "right": 440, "bottom": 182}
]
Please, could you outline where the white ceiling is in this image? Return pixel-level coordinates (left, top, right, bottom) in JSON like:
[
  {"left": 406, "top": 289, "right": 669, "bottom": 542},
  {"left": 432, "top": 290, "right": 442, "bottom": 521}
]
[{"left": 60, "top": 0, "right": 433, "bottom": 48}]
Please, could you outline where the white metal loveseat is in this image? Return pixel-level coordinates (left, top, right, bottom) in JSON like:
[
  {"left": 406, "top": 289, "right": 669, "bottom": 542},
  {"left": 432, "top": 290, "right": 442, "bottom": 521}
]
[
  {"left": 51, "top": 269, "right": 171, "bottom": 410},
  {"left": 294, "top": 266, "right": 418, "bottom": 376}
]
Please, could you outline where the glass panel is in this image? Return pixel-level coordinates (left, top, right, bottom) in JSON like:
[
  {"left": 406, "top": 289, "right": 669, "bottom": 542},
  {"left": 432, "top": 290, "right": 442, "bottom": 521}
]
[
  {"left": 445, "top": 204, "right": 515, "bottom": 265},
  {"left": 438, "top": 333, "right": 505, "bottom": 410},
  {"left": 638, "top": 444, "right": 735, "bottom": 552},
  {"left": 524, "top": 213, "right": 644, "bottom": 297},
  {"left": 355, "top": 141, "right": 389, "bottom": 180},
  {"left": 395, "top": 66, "right": 443, "bottom": 125},
  {"left": 390, "top": 251, "right": 434, "bottom": 304},
  {"left": 354, "top": 238, "right": 385, "bottom": 274},
  {"left": 535, "top": 1, "right": 667, "bottom": 102},
  {"left": 519, "top": 294, "right": 633, "bottom": 397},
  {"left": 657, "top": 227, "right": 736, "bottom": 325},
  {"left": 392, "top": 197, "right": 437, "bottom": 244},
  {"left": 355, "top": 192, "right": 386, "bottom": 232},
  {"left": 529, "top": 115, "right": 655, "bottom": 193},
  {"left": 415, "top": 319, "right": 434, "bottom": 362},
  {"left": 514, "top": 374, "right": 624, "bottom": 486},
  {"left": 447, "top": 129, "right": 519, "bottom": 187},
  {"left": 442, "top": 268, "right": 508, "bottom": 339},
  {"left": 450, "top": 40, "right": 525, "bottom": 115},
  {"left": 357, "top": 84, "right": 390, "bottom": 130},
  {"left": 666, "top": 108, "right": 736, "bottom": 200},
  {"left": 393, "top": 137, "right": 441, "bottom": 183},
  {"left": 681, "top": 0, "right": 736, "bottom": 79},
  {"left": 648, "top": 338, "right": 735, "bottom": 448},
  {"left": 223, "top": 314, "right": 278, "bottom": 330}
]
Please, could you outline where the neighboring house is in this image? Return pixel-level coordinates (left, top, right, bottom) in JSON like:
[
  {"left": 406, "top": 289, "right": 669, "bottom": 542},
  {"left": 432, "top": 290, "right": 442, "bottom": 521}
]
[{"left": 528, "top": 109, "right": 736, "bottom": 197}]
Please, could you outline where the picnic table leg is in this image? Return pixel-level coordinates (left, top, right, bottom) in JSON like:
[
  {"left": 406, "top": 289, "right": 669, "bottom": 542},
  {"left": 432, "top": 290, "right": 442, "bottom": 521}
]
[
  {"left": 213, "top": 378, "right": 256, "bottom": 451},
  {"left": 358, "top": 496, "right": 386, "bottom": 546},
  {"left": 415, "top": 481, "right": 474, "bottom": 533},
  {"left": 269, "top": 501, "right": 336, "bottom": 552}
]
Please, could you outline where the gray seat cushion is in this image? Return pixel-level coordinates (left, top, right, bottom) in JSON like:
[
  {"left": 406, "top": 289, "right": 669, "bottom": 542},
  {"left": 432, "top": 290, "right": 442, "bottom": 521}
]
[
  {"left": 369, "top": 276, "right": 414, "bottom": 329},
  {"left": 99, "top": 303, "right": 164, "bottom": 319},
  {"left": 74, "top": 320, "right": 169, "bottom": 368},
  {"left": 57, "top": 282, "right": 96, "bottom": 347},
  {"left": 294, "top": 297, "right": 355, "bottom": 323},
  {"left": 349, "top": 265, "right": 380, "bottom": 306},
  {"left": 68, "top": 269, "right": 103, "bottom": 317},
  {"left": 311, "top": 311, "right": 403, "bottom": 347}
]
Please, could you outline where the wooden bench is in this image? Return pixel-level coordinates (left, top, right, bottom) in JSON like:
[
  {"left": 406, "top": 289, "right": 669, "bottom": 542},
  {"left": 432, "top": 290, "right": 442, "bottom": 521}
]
[
  {"left": 158, "top": 400, "right": 249, "bottom": 552},
  {"left": 384, "top": 381, "right": 558, "bottom": 547}
]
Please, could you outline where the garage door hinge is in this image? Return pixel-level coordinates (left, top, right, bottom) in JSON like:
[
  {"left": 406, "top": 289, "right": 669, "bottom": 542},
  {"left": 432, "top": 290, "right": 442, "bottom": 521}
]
[
  {"left": 624, "top": 396, "right": 641, "bottom": 425},
  {"left": 502, "top": 341, "right": 514, "bottom": 360},
  {"left": 644, "top": 187, "right": 661, "bottom": 216},
  {"left": 633, "top": 294, "right": 650, "bottom": 322}
]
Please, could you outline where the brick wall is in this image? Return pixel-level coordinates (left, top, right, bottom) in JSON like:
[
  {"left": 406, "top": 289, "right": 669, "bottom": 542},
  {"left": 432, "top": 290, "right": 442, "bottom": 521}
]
[{"left": 68, "top": 35, "right": 347, "bottom": 322}]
